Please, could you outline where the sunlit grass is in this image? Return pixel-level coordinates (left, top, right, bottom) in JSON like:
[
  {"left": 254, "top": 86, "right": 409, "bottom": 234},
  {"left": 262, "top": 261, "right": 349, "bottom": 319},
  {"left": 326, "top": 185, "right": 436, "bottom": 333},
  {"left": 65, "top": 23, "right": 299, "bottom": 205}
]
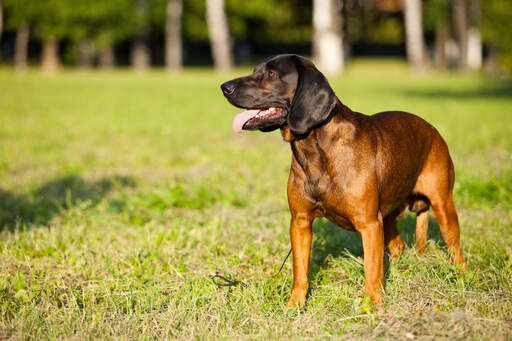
[{"left": 0, "top": 60, "right": 511, "bottom": 339}]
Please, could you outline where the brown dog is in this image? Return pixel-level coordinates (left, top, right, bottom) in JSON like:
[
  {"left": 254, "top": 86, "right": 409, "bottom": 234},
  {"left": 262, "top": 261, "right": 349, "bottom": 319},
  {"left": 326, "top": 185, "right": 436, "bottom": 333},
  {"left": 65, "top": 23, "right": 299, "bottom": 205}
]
[{"left": 221, "top": 54, "right": 466, "bottom": 307}]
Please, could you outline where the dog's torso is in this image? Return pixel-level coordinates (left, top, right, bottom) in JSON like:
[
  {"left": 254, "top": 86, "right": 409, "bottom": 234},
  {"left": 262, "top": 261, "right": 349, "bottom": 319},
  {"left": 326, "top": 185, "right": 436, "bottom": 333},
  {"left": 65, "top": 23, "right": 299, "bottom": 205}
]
[{"left": 286, "top": 102, "right": 441, "bottom": 230}]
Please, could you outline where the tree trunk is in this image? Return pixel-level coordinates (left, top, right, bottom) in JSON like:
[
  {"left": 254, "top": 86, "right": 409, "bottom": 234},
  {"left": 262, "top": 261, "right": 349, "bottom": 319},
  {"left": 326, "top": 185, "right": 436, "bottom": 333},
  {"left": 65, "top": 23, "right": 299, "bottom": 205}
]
[
  {"left": 467, "top": 0, "right": 482, "bottom": 70},
  {"left": 403, "top": 0, "right": 426, "bottom": 73},
  {"left": 166, "top": 0, "right": 182, "bottom": 71},
  {"left": 131, "top": 0, "right": 151, "bottom": 72},
  {"left": 41, "top": 36, "right": 59, "bottom": 74},
  {"left": 453, "top": 0, "right": 469, "bottom": 71},
  {"left": 99, "top": 45, "right": 115, "bottom": 69},
  {"left": 78, "top": 39, "right": 94, "bottom": 69},
  {"left": 313, "top": 0, "right": 344, "bottom": 74},
  {"left": 14, "top": 24, "right": 29, "bottom": 71},
  {"left": 206, "top": 0, "right": 233, "bottom": 72},
  {"left": 467, "top": 27, "right": 481, "bottom": 70},
  {"left": 434, "top": 23, "right": 448, "bottom": 69},
  {"left": 131, "top": 40, "right": 150, "bottom": 72}
]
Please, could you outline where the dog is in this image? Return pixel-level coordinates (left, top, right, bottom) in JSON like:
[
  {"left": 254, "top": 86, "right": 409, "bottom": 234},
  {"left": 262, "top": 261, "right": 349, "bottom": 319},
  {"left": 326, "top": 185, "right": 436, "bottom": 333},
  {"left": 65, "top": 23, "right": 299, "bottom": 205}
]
[{"left": 221, "top": 54, "right": 466, "bottom": 307}]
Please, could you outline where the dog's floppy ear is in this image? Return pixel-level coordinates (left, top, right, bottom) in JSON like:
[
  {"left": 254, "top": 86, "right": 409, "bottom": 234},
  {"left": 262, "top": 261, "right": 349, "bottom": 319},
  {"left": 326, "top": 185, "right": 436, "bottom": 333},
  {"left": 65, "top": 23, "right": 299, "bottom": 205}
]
[{"left": 288, "top": 56, "right": 337, "bottom": 136}]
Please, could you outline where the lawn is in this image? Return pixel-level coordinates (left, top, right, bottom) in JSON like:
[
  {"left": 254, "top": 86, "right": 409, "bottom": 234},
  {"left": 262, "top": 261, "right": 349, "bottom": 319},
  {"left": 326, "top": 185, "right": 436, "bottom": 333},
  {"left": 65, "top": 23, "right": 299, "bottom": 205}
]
[{"left": 0, "top": 60, "right": 511, "bottom": 339}]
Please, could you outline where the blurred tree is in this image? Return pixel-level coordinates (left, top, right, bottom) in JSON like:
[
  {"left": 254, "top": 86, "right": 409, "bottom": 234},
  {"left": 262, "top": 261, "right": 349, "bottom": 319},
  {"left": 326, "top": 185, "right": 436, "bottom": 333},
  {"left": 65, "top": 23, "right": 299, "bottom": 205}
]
[
  {"left": 98, "top": 46, "right": 115, "bottom": 69},
  {"left": 87, "top": 0, "right": 136, "bottom": 69},
  {"left": 403, "top": 0, "right": 426, "bottom": 73},
  {"left": 3, "top": 0, "right": 34, "bottom": 71},
  {"left": 63, "top": 1, "right": 105, "bottom": 68},
  {"left": 166, "top": 0, "right": 182, "bottom": 71},
  {"left": 0, "top": 1, "right": 3, "bottom": 42},
  {"left": 206, "top": 0, "right": 232, "bottom": 72},
  {"left": 41, "top": 36, "right": 59, "bottom": 73},
  {"left": 181, "top": 0, "right": 207, "bottom": 42},
  {"left": 132, "top": 0, "right": 151, "bottom": 72},
  {"left": 345, "top": 0, "right": 403, "bottom": 46},
  {"left": 29, "top": 0, "right": 76, "bottom": 73},
  {"left": 60, "top": 2, "right": 93, "bottom": 68},
  {"left": 181, "top": 0, "right": 311, "bottom": 44},
  {"left": 424, "top": 0, "right": 451, "bottom": 69},
  {"left": 14, "top": 23, "right": 29, "bottom": 70},
  {"left": 452, "top": 0, "right": 468, "bottom": 71},
  {"left": 482, "top": 0, "right": 512, "bottom": 73},
  {"left": 77, "top": 39, "right": 94, "bottom": 68},
  {"left": 467, "top": 0, "right": 481, "bottom": 70},
  {"left": 225, "top": 0, "right": 312, "bottom": 44},
  {"left": 313, "top": 0, "right": 344, "bottom": 74},
  {"left": 182, "top": 0, "right": 312, "bottom": 65},
  {"left": 424, "top": 0, "right": 481, "bottom": 71}
]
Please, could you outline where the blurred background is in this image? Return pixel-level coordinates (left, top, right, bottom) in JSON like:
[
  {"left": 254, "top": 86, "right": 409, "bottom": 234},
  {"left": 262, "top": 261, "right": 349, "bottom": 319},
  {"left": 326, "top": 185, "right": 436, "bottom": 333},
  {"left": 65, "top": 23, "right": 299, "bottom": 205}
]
[
  {"left": 1, "top": 1, "right": 512, "bottom": 338},
  {"left": 0, "top": 0, "right": 511, "bottom": 74}
]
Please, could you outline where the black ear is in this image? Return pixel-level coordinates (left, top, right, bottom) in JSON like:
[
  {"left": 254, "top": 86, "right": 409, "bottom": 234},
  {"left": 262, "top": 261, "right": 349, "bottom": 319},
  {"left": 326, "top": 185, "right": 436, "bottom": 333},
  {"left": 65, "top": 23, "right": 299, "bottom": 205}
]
[{"left": 288, "top": 56, "right": 337, "bottom": 136}]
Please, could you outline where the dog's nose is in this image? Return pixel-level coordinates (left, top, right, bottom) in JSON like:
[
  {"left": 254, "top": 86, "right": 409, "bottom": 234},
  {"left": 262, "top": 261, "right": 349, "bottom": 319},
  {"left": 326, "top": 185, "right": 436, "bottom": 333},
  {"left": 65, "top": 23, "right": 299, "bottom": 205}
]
[{"left": 221, "top": 81, "right": 236, "bottom": 96}]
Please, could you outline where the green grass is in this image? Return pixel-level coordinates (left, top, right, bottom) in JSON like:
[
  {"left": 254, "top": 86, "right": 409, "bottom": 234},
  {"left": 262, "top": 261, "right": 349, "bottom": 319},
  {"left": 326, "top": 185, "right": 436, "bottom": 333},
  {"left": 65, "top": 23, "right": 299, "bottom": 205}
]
[{"left": 0, "top": 60, "right": 511, "bottom": 339}]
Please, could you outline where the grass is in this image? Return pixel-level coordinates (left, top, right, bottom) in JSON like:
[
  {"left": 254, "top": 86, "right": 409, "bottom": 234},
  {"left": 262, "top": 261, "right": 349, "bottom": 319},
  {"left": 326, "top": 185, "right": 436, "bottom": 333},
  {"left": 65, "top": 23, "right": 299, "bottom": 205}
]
[{"left": 0, "top": 59, "right": 511, "bottom": 339}]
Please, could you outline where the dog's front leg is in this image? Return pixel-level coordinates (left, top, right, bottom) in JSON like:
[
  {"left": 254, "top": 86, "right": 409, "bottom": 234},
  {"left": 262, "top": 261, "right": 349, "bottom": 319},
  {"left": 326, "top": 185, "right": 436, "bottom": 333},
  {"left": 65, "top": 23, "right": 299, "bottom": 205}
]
[
  {"left": 286, "top": 212, "right": 313, "bottom": 308},
  {"left": 356, "top": 213, "right": 385, "bottom": 305}
]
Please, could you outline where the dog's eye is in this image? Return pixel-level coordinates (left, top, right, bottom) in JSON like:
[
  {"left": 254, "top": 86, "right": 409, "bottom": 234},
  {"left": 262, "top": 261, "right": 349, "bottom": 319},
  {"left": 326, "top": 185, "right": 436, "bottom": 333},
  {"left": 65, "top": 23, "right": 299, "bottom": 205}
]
[{"left": 268, "top": 71, "right": 277, "bottom": 78}]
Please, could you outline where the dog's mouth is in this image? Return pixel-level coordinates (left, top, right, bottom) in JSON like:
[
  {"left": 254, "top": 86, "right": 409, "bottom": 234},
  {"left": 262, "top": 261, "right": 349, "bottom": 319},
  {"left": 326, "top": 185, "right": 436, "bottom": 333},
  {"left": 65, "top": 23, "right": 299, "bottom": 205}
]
[{"left": 232, "top": 107, "right": 287, "bottom": 133}]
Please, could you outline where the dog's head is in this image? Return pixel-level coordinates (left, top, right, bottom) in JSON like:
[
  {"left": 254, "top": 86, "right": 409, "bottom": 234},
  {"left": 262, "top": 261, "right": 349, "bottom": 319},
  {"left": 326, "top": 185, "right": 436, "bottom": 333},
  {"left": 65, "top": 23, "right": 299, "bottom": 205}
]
[{"left": 221, "top": 54, "right": 337, "bottom": 136}]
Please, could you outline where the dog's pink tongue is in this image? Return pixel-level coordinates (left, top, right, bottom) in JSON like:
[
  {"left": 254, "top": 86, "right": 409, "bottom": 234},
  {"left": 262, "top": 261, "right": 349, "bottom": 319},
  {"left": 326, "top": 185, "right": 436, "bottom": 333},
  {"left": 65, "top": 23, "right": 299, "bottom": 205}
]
[{"left": 232, "top": 109, "right": 260, "bottom": 133}]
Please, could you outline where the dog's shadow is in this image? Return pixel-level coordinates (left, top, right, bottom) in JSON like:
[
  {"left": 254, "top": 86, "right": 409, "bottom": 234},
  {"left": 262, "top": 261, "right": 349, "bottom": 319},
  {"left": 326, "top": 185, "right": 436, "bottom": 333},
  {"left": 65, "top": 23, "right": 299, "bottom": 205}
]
[{"left": 309, "top": 213, "right": 444, "bottom": 282}]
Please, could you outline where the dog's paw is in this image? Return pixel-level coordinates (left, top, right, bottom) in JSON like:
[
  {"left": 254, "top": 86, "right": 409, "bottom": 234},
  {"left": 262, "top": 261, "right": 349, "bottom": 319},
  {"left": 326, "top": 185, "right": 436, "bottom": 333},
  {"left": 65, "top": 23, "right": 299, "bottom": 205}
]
[
  {"left": 286, "top": 288, "right": 307, "bottom": 308},
  {"left": 388, "top": 239, "right": 405, "bottom": 259}
]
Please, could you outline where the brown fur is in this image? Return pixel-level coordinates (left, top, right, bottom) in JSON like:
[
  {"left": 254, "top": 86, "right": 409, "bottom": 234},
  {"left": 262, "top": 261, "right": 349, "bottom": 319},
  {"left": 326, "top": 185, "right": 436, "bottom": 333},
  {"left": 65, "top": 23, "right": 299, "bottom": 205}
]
[
  {"left": 221, "top": 55, "right": 466, "bottom": 307},
  {"left": 284, "top": 101, "right": 465, "bottom": 307}
]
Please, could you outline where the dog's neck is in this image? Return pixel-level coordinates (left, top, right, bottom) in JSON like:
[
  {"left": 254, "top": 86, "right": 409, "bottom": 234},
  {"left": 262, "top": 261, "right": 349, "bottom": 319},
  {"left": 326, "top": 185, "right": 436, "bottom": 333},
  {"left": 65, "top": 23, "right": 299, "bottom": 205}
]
[
  {"left": 284, "top": 99, "right": 360, "bottom": 195},
  {"left": 283, "top": 99, "right": 358, "bottom": 195},
  {"left": 281, "top": 99, "right": 356, "bottom": 143}
]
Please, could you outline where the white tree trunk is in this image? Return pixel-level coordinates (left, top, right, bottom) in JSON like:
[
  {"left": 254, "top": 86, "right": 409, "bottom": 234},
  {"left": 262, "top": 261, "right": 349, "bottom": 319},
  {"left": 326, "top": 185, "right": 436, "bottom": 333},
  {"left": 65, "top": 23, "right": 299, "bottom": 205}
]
[
  {"left": 14, "top": 24, "right": 29, "bottom": 71},
  {"left": 166, "top": 0, "right": 182, "bottom": 71},
  {"left": 313, "top": 0, "right": 344, "bottom": 74},
  {"left": 467, "top": 0, "right": 482, "bottom": 70},
  {"left": 403, "top": 0, "right": 426, "bottom": 73},
  {"left": 467, "top": 27, "right": 481, "bottom": 69},
  {"left": 41, "top": 36, "right": 59, "bottom": 74},
  {"left": 206, "top": 0, "right": 233, "bottom": 72}
]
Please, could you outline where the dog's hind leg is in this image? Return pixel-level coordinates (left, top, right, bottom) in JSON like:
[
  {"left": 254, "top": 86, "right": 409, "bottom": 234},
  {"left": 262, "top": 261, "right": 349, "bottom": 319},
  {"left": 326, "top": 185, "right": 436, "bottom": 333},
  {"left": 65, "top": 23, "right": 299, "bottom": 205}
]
[
  {"left": 430, "top": 195, "right": 466, "bottom": 270},
  {"left": 415, "top": 136, "right": 466, "bottom": 271},
  {"left": 384, "top": 211, "right": 405, "bottom": 259},
  {"left": 416, "top": 210, "right": 429, "bottom": 254},
  {"left": 409, "top": 197, "right": 430, "bottom": 254}
]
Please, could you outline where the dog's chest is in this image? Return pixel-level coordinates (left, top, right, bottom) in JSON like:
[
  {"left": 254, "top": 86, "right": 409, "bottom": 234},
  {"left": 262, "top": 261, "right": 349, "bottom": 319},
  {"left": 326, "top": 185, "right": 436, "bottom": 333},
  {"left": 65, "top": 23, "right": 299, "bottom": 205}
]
[
  {"left": 303, "top": 171, "right": 331, "bottom": 200},
  {"left": 302, "top": 173, "right": 356, "bottom": 230},
  {"left": 291, "top": 141, "right": 346, "bottom": 205},
  {"left": 291, "top": 138, "right": 359, "bottom": 229}
]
